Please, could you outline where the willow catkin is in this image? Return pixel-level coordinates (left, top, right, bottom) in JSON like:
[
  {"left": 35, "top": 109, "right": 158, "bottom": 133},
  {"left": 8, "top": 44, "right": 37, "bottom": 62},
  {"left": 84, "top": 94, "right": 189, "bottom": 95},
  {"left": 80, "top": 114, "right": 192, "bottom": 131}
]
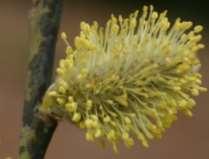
[{"left": 40, "top": 5, "right": 207, "bottom": 151}]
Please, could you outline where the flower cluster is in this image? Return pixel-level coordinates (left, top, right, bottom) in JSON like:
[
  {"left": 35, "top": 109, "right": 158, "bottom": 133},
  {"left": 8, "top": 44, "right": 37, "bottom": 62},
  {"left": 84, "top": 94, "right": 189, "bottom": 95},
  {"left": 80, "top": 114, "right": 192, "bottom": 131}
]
[{"left": 40, "top": 5, "right": 207, "bottom": 151}]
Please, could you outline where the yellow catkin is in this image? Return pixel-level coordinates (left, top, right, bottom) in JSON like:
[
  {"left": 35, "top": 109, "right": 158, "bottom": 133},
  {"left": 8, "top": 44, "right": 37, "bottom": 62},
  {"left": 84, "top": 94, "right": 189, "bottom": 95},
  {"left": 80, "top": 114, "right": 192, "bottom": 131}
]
[{"left": 40, "top": 5, "right": 206, "bottom": 151}]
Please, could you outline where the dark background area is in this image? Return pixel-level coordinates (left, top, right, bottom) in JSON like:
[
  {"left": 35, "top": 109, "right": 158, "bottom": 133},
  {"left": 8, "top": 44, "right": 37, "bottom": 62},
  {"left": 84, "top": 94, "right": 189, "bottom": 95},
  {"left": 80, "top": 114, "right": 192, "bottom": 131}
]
[{"left": 0, "top": 0, "right": 208, "bottom": 159}]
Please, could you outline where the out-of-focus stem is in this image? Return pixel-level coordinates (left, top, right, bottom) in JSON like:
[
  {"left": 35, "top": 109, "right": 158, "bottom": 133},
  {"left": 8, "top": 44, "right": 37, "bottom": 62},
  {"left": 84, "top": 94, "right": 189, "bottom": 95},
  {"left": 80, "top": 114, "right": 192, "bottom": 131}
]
[{"left": 19, "top": 0, "right": 63, "bottom": 159}]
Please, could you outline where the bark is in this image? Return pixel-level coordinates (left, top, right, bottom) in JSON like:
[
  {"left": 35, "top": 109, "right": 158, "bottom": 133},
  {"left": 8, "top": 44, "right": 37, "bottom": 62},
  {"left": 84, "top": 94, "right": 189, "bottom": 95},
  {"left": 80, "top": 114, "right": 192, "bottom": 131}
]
[{"left": 19, "top": 0, "right": 63, "bottom": 158}]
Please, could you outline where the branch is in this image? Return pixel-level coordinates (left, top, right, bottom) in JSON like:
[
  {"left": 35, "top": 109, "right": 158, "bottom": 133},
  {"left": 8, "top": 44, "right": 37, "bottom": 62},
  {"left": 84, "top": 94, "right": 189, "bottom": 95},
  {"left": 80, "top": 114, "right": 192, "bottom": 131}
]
[{"left": 19, "top": 0, "right": 63, "bottom": 159}]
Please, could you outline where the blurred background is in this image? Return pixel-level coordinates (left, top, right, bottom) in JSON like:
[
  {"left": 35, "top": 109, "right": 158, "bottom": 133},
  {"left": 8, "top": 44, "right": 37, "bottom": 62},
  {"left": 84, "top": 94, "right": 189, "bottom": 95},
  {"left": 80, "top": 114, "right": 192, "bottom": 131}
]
[{"left": 0, "top": 0, "right": 208, "bottom": 159}]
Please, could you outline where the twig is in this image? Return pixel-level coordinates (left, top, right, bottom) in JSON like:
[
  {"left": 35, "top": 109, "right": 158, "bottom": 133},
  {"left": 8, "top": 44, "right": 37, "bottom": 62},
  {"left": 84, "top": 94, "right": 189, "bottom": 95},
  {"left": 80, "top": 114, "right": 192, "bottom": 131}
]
[{"left": 19, "top": 0, "right": 63, "bottom": 158}]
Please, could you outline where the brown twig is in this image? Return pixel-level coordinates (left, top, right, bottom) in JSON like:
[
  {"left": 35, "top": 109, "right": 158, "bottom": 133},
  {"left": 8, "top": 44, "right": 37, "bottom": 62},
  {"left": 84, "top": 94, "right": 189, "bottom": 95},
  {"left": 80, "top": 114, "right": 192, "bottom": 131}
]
[{"left": 19, "top": 0, "right": 63, "bottom": 158}]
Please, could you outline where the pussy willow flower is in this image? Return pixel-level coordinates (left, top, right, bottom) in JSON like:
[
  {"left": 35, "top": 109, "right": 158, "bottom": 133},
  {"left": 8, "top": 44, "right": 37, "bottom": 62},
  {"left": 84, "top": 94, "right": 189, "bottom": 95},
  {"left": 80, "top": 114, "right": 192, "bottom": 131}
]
[{"left": 40, "top": 5, "right": 207, "bottom": 151}]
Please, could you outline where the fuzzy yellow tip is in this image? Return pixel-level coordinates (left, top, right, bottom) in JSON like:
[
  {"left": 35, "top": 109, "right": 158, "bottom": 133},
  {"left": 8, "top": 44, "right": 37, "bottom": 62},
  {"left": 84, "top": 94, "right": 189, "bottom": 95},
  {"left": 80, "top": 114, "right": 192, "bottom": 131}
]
[{"left": 61, "top": 32, "right": 67, "bottom": 40}]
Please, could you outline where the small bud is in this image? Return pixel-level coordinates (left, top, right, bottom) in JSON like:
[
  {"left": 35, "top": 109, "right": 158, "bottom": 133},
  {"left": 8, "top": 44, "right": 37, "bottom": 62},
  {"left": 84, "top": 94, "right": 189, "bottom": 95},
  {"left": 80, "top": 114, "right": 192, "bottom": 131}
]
[
  {"left": 86, "top": 99, "right": 93, "bottom": 110},
  {"left": 85, "top": 119, "right": 94, "bottom": 129},
  {"left": 152, "top": 12, "right": 158, "bottom": 19},
  {"left": 72, "top": 113, "right": 81, "bottom": 122},
  {"left": 194, "top": 25, "right": 203, "bottom": 33},
  {"left": 65, "top": 102, "right": 77, "bottom": 113},
  {"left": 68, "top": 96, "right": 74, "bottom": 102},
  {"left": 94, "top": 129, "right": 102, "bottom": 138},
  {"left": 48, "top": 91, "right": 57, "bottom": 97},
  {"left": 107, "top": 130, "right": 116, "bottom": 141},
  {"left": 61, "top": 32, "right": 68, "bottom": 40},
  {"left": 58, "top": 86, "right": 66, "bottom": 94},
  {"left": 56, "top": 98, "right": 65, "bottom": 105},
  {"left": 86, "top": 131, "right": 94, "bottom": 141},
  {"left": 124, "top": 117, "right": 131, "bottom": 124},
  {"left": 103, "top": 116, "right": 111, "bottom": 123}
]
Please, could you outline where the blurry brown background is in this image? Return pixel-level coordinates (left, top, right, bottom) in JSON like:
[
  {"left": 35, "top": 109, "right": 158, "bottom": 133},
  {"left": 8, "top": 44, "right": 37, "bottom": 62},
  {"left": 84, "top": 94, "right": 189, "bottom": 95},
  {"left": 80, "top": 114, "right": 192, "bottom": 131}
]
[{"left": 0, "top": 0, "right": 209, "bottom": 159}]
